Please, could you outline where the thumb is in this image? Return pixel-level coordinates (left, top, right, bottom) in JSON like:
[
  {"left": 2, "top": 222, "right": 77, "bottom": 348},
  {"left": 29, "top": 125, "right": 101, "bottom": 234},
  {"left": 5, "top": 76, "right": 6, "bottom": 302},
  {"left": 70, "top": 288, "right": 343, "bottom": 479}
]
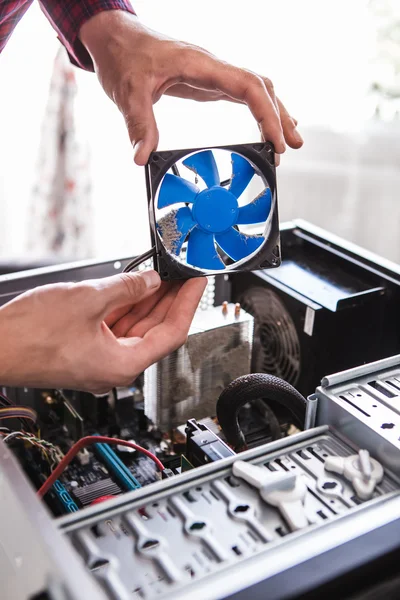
[
  {"left": 124, "top": 91, "right": 160, "bottom": 166},
  {"left": 101, "top": 270, "right": 161, "bottom": 316}
]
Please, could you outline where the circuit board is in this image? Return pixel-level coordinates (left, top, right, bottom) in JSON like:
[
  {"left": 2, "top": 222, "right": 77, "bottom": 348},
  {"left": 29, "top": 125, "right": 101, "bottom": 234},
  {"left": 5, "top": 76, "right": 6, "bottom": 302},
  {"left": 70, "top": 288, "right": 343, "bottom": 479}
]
[{"left": 3, "top": 383, "right": 290, "bottom": 517}]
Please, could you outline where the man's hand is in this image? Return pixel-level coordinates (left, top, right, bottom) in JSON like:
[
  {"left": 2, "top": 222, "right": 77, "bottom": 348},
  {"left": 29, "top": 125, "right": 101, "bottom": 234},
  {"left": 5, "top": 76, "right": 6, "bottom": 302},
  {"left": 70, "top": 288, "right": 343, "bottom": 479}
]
[
  {"left": 0, "top": 271, "right": 206, "bottom": 394},
  {"left": 79, "top": 11, "right": 303, "bottom": 166}
]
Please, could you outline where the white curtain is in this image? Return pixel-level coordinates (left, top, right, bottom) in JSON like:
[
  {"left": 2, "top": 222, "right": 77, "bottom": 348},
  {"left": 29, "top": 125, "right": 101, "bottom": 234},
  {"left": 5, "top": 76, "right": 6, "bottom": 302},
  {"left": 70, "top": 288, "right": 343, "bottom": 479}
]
[{"left": 0, "top": 0, "right": 399, "bottom": 262}]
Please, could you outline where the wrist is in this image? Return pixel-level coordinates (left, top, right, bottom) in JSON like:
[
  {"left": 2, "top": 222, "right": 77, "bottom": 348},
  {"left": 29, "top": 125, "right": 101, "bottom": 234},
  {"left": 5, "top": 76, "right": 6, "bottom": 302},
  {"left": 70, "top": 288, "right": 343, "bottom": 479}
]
[{"left": 79, "top": 10, "right": 141, "bottom": 61}]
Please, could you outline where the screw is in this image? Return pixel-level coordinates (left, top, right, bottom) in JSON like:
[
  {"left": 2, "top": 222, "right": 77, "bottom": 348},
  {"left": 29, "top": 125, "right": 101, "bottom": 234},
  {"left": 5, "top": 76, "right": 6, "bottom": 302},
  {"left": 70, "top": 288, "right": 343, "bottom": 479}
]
[
  {"left": 234, "top": 303, "right": 241, "bottom": 318},
  {"left": 222, "top": 301, "right": 228, "bottom": 315}
]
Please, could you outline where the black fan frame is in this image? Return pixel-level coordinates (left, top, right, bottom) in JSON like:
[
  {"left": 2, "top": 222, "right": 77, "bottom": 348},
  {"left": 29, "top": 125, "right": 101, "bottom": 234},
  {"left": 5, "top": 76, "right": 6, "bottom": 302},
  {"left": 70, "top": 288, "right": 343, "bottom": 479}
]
[{"left": 145, "top": 142, "right": 281, "bottom": 281}]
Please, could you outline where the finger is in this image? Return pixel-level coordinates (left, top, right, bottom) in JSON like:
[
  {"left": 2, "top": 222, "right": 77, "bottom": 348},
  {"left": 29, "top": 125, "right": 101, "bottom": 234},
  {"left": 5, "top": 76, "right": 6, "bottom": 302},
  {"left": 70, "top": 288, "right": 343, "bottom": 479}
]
[
  {"left": 275, "top": 153, "right": 280, "bottom": 167},
  {"left": 124, "top": 282, "right": 182, "bottom": 338},
  {"left": 111, "top": 282, "right": 178, "bottom": 338},
  {"left": 122, "top": 87, "right": 160, "bottom": 166},
  {"left": 276, "top": 98, "right": 303, "bottom": 149},
  {"left": 119, "top": 278, "right": 207, "bottom": 372},
  {"left": 97, "top": 270, "right": 161, "bottom": 318},
  {"left": 178, "top": 50, "right": 285, "bottom": 152},
  {"left": 164, "top": 83, "right": 228, "bottom": 102},
  {"left": 106, "top": 281, "right": 170, "bottom": 330}
]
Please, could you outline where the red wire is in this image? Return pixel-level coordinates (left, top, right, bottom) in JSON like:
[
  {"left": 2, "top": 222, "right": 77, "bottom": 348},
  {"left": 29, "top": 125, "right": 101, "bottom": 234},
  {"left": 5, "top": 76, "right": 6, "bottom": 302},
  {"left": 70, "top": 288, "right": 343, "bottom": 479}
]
[{"left": 37, "top": 436, "right": 165, "bottom": 498}]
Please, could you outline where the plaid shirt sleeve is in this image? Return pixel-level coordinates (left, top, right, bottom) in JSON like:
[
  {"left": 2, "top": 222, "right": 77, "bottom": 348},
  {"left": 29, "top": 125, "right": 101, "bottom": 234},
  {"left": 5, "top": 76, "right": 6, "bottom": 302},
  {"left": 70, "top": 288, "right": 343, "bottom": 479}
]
[{"left": 39, "top": 1, "right": 136, "bottom": 71}]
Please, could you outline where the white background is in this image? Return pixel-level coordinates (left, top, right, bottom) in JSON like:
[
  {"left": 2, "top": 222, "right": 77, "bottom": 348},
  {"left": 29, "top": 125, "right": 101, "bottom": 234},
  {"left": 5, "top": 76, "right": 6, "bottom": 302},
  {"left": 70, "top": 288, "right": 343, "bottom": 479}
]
[{"left": 0, "top": 1, "right": 399, "bottom": 262}]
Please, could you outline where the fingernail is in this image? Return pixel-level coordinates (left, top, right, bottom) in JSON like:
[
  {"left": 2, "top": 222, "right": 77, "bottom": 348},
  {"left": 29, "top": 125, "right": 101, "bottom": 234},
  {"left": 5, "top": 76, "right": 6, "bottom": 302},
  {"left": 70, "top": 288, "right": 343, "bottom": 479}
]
[
  {"left": 141, "top": 270, "right": 161, "bottom": 289},
  {"left": 293, "top": 128, "right": 303, "bottom": 144}
]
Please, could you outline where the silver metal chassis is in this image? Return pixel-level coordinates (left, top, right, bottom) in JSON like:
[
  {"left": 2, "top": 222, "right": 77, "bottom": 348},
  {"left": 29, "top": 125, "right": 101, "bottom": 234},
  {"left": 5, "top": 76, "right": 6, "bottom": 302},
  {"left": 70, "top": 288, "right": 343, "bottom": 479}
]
[
  {"left": 315, "top": 354, "right": 400, "bottom": 477},
  {"left": 1, "top": 223, "right": 400, "bottom": 599},
  {"left": 58, "top": 425, "right": 400, "bottom": 600}
]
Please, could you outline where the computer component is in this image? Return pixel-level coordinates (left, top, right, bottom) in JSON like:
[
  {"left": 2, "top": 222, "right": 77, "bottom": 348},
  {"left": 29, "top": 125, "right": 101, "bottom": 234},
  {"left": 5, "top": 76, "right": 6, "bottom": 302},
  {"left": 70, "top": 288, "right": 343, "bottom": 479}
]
[
  {"left": 232, "top": 220, "right": 400, "bottom": 397},
  {"left": 144, "top": 302, "right": 254, "bottom": 430},
  {"left": 314, "top": 354, "right": 400, "bottom": 478},
  {"left": 61, "top": 425, "right": 399, "bottom": 600},
  {"left": 184, "top": 418, "right": 235, "bottom": 467},
  {"left": 216, "top": 373, "right": 308, "bottom": 450},
  {"left": 146, "top": 142, "right": 280, "bottom": 280}
]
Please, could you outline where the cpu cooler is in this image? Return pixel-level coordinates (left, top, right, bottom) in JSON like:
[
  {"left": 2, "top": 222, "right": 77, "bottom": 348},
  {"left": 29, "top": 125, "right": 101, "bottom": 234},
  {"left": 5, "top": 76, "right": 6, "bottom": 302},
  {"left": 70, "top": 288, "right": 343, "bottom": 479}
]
[{"left": 145, "top": 142, "right": 280, "bottom": 280}]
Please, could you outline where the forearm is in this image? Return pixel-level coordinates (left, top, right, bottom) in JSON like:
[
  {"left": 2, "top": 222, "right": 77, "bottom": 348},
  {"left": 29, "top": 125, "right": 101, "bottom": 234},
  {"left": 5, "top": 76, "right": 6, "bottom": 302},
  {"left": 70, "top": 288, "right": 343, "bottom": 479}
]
[{"left": 38, "top": 0, "right": 136, "bottom": 70}]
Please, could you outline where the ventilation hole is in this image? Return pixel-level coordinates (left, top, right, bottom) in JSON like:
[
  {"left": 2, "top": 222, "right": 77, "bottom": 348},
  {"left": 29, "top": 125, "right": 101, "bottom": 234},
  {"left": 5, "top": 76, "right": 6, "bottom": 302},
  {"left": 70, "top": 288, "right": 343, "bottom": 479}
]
[
  {"left": 209, "top": 489, "right": 220, "bottom": 501},
  {"left": 232, "top": 546, "right": 242, "bottom": 556},
  {"left": 90, "top": 524, "right": 104, "bottom": 538},
  {"left": 90, "top": 558, "right": 109, "bottom": 571},
  {"left": 381, "top": 423, "right": 395, "bottom": 429},
  {"left": 167, "top": 506, "right": 176, "bottom": 518},
  {"left": 275, "top": 458, "right": 289, "bottom": 472},
  {"left": 183, "top": 491, "right": 197, "bottom": 503},
  {"left": 138, "top": 507, "right": 151, "bottom": 520},
  {"left": 141, "top": 539, "right": 160, "bottom": 550},
  {"left": 247, "top": 529, "right": 259, "bottom": 542},
  {"left": 201, "top": 547, "right": 215, "bottom": 562},
  {"left": 317, "top": 510, "right": 328, "bottom": 520},
  {"left": 373, "top": 405, "right": 377, "bottom": 408},
  {"left": 184, "top": 565, "right": 196, "bottom": 578},
  {"left": 225, "top": 476, "right": 240, "bottom": 487},
  {"left": 296, "top": 450, "right": 310, "bottom": 460},
  {"left": 265, "top": 462, "right": 277, "bottom": 471},
  {"left": 152, "top": 503, "right": 159, "bottom": 508},
  {"left": 196, "top": 487, "right": 202, "bottom": 492},
  {"left": 351, "top": 495, "right": 362, "bottom": 505},
  {"left": 189, "top": 521, "right": 206, "bottom": 531},
  {"left": 387, "top": 380, "right": 400, "bottom": 392},
  {"left": 275, "top": 526, "right": 287, "bottom": 537},
  {"left": 322, "top": 454, "right": 328, "bottom": 457},
  {"left": 133, "top": 587, "right": 145, "bottom": 598},
  {"left": 291, "top": 466, "right": 296, "bottom": 469},
  {"left": 368, "top": 380, "right": 396, "bottom": 398},
  {"left": 339, "top": 395, "right": 371, "bottom": 417},
  {"left": 322, "top": 481, "right": 337, "bottom": 490},
  {"left": 234, "top": 504, "right": 250, "bottom": 513}
]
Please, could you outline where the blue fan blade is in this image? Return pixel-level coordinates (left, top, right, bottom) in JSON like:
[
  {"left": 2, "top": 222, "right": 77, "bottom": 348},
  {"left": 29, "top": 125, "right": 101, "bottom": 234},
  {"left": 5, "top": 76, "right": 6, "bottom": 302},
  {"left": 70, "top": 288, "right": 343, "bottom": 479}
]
[
  {"left": 158, "top": 173, "right": 199, "bottom": 209},
  {"left": 187, "top": 227, "right": 225, "bottom": 270},
  {"left": 229, "top": 153, "right": 255, "bottom": 198},
  {"left": 236, "top": 188, "right": 272, "bottom": 225},
  {"left": 215, "top": 227, "right": 264, "bottom": 261},
  {"left": 183, "top": 150, "right": 219, "bottom": 188},
  {"left": 157, "top": 207, "right": 196, "bottom": 255}
]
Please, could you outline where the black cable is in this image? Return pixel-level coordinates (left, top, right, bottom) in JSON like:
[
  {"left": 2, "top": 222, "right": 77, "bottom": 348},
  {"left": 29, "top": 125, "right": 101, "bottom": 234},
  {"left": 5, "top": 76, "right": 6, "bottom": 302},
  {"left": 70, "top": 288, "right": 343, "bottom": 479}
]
[
  {"left": 216, "top": 373, "right": 307, "bottom": 451},
  {"left": 123, "top": 247, "right": 157, "bottom": 273}
]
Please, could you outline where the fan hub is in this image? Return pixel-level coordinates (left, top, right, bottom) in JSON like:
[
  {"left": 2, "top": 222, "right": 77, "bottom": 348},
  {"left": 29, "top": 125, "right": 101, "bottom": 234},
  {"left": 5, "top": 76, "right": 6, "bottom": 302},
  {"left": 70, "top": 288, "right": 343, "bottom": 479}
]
[{"left": 192, "top": 187, "right": 239, "bottom": 234}]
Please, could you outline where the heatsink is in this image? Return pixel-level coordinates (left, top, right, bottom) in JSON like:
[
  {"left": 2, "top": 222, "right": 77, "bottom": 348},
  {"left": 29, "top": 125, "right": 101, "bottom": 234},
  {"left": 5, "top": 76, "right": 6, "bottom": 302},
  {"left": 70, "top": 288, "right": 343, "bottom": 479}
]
[{"left": 144, "top": 303, "right": 254, "bottom": 430}]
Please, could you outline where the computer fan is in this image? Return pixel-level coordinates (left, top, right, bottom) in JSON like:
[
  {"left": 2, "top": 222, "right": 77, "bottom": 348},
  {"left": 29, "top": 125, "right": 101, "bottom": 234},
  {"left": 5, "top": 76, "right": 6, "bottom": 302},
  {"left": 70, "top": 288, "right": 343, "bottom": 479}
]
[{"left": 145, "top": 142, "right": 280, "bottom": 280}]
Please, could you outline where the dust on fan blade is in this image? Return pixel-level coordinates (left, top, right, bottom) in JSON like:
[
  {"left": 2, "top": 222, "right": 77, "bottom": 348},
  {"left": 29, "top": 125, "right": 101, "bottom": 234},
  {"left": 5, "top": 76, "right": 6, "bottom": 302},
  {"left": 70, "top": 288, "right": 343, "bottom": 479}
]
[
  {"left": 236, "top": 188, "right": 272, "bottom": 225},
  {"left": 186, "top": 227, "right": 225, "bottom": 270},
  {"left": 158, "top": 173, "right": 199, "bottom": 209},
  {"left": 157, "top": 207, "right": 196, "bottom": 255},
  {"left": 215, "top": 227, "right": 264, "bottom": 261},
  {"left": 183, "top": 150, "right": 220, "bottom": 188},
  {"left": 229, "top": 153, "right": 255, "bottom": 198}
]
